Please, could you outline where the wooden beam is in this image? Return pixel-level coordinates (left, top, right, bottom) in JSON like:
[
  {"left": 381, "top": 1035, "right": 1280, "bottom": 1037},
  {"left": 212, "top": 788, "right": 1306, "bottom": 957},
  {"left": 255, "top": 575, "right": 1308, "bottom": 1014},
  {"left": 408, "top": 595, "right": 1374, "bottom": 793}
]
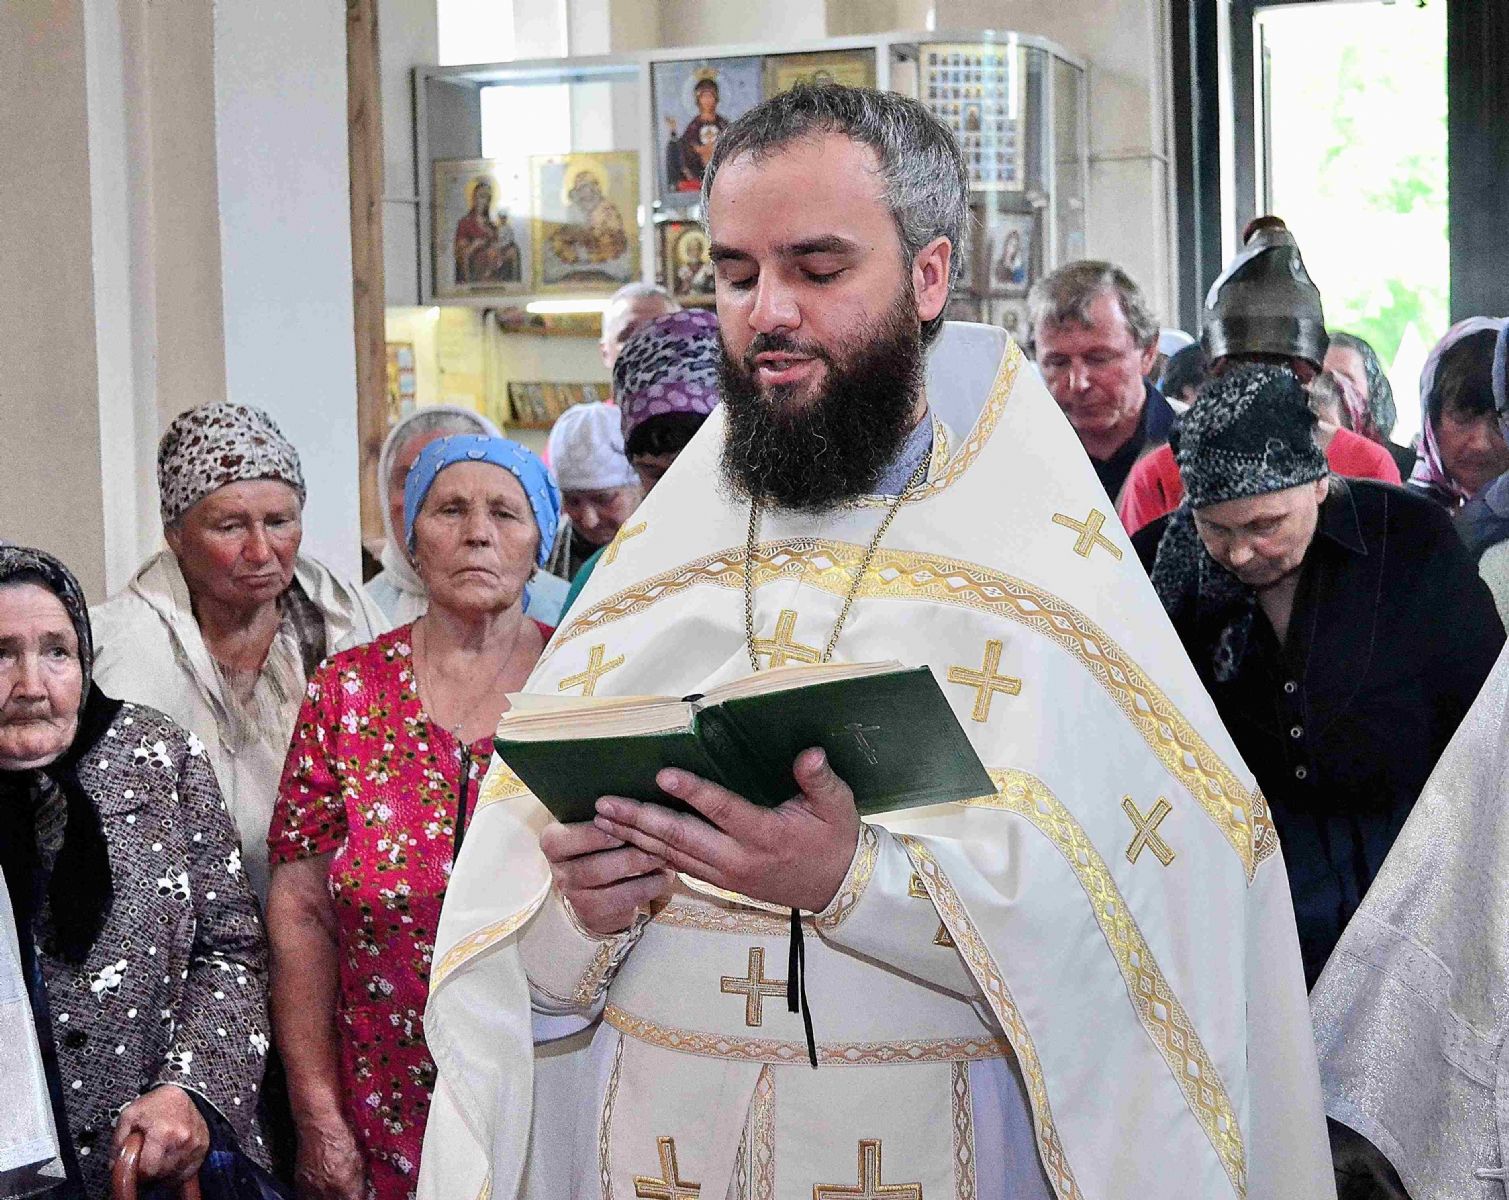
[{"left": 346, "top": 0, "right": 387, "bottom": 564}]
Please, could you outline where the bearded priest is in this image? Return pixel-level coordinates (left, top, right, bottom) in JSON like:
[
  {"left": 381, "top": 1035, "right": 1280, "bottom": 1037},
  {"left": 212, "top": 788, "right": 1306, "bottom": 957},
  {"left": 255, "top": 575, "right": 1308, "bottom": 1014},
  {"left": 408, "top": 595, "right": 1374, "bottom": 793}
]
[{"left": 419, "top": 85, "right": 1334, "bottom": 1200}]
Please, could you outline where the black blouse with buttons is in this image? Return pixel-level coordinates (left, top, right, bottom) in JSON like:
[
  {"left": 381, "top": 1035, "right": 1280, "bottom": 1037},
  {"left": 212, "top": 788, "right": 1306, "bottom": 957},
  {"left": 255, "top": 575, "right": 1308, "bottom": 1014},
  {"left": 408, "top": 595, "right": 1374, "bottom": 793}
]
[{"left": 1169, "top": 480, "right": 1505, "bottom": 987}]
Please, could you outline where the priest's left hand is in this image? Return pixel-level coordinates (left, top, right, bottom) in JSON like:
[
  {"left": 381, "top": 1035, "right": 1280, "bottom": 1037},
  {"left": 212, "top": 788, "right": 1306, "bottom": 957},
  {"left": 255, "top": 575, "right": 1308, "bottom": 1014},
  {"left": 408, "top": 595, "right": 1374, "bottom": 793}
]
[{"left": 593, "top": 747, "right": 860, "bottom": 913}]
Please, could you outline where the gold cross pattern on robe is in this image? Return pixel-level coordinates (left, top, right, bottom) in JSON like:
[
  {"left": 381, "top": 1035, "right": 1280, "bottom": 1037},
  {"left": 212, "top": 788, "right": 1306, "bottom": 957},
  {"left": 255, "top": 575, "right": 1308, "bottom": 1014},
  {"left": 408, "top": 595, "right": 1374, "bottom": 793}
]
[
  {"left": 947, "top": 639, "right": 1022, "bottom": 722},
  {"left": 907, "top": 873, "right": 955, "bottom": 948},
  {"left": 1123, "top": 795, "right": 1176, "bottom": 866},
  {"left": 720, "top": 946, "right": 787, "bottom": 1027},
  {"left": 1051, "top": 508, "right": 1124, "bottom": 561},
  {"left": 634, "top": 1136, "right": 701, "bottom": 1200},
  {"left": 558, "top": 643, "right": 624, "bottom": 697},
  {"left": 751, "top": 609, "right": 822, "bottom": 669},
  {"left": 603, "top": 520, "right": 647, "bottom": 566},
  {"left": 814, "top": 1139, "right": 923, "bottom": 1200}
]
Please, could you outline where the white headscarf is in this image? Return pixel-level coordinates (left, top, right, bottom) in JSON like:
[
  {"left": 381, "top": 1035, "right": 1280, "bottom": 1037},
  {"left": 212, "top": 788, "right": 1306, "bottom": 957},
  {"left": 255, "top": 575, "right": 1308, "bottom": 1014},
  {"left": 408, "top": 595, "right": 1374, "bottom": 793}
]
[
  {"left": 545, "top": 401, "right": 638, "bottom": 491},
  {"left": 372, "top": 406, "right": 500, "bottom": 621}
]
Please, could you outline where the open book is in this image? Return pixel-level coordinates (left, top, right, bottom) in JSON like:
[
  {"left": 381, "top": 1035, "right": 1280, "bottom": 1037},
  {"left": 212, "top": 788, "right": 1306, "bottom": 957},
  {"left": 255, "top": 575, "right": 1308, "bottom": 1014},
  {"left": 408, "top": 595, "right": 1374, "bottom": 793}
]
[{"left": 493, "top": 661, "right": 994, "bottom": 824}]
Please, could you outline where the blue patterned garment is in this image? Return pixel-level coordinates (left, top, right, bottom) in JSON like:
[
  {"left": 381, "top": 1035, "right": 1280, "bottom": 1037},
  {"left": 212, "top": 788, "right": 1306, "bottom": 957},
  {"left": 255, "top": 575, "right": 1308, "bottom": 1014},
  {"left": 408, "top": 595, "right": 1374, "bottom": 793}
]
[{"left": 403, "top": 434, "right": 562, "bottom": 567}]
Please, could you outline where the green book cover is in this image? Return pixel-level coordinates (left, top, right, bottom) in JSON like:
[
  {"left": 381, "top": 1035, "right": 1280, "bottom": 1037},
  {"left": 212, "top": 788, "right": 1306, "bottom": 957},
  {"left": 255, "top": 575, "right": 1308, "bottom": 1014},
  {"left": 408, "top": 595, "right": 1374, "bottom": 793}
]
[{"left": 493, "top": 663, "right": 994, "bottom": 825}]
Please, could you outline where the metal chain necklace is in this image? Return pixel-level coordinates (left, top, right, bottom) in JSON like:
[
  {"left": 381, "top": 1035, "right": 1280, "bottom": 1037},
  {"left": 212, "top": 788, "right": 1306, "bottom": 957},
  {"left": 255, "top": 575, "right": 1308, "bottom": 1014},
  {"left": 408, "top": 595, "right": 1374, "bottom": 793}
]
[{"left": 743, "top": 454, "right": 929, "bottom": 672}]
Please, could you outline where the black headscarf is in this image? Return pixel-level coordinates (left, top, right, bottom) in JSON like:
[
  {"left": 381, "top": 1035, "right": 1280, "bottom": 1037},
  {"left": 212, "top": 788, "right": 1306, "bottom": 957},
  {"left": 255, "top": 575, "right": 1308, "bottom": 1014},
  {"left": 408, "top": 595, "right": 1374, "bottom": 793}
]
[
  {"left": 0, "top": 547, "right": 120, "bottom": 963},
  {"left": 1152, "top": 367, "right": 1328, "bottom": 684}
]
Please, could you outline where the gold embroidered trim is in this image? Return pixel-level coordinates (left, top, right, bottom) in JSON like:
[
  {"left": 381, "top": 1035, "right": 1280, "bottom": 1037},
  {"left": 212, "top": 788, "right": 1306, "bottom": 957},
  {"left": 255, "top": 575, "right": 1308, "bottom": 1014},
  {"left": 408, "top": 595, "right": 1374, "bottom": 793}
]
[
  {"left": 550, "top": 540, "right": 1274, "bottom": 879},
  {"left": 600, "top": 1037, "right": 624, "bottom": 1200},
  {"left": 965, "top": 771, "right": 1247, "bottom": 1197},
  {"left": 898, "top": 835, "right": 1081, "bottom": 1200},
  {"left": 952, "top": 1060, "right": 977, "bottom": 1200},
  {"left": 431, "top": 903, "right": 536, "bottom": 988},
  {"left": 751, "top": 1066, "right": 775, "bottom": 1200},
  {"left": 559, "top": 642, "right": 625, "bottom": 696},
  {"left": 946, "top": 638, "right": 1023, "bottom": 723},
  {"left": 849, "top": 343, "right": 1020, "bottom": 510},
  {"left": 473, "top": 764, "right": 528, "bottom": 812},
  {"left": 814, "top": 822, "right": 879, "bottom": 931},
  {"left": 604, "top": 520, "right": 647, "bottom": 566},
  {"left": 602, "top": 1004, "right": 1011, "bottom": 1066},
  {"left": 476, "top": 1173, "right": 492, "bottom": 1200},
  {"left": 653, "top": 898, "right": 811, "bottom": 936}
]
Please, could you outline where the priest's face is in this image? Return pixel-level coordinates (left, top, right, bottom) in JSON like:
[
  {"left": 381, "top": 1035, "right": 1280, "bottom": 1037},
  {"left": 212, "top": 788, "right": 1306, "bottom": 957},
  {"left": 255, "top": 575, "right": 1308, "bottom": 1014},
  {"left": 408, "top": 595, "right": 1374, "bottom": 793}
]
[{"left": 707, "top": 132, "right": 951, "bottom": 510}]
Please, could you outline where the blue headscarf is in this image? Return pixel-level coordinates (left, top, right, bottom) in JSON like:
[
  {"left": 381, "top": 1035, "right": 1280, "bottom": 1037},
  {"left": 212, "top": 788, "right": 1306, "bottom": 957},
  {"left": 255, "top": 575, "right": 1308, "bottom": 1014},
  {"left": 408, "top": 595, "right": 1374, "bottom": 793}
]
[{"left": 403, "top": 434, "right": 561, "bottom": 568}]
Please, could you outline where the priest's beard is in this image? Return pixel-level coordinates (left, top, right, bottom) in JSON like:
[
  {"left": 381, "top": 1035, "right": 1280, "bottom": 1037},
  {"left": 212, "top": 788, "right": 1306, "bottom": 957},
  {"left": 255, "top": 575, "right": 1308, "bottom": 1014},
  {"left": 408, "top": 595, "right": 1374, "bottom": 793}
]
[{"left": 718, "top": 286, "right": 925, "bottom": 513}]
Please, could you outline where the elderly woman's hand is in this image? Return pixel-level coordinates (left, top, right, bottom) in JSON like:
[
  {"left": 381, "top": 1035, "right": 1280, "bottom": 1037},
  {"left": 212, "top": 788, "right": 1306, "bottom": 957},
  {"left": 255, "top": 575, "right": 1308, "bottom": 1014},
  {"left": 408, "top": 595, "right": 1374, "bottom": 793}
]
[
  {"left": 111, "top": 1085, "right": 210, "bottom": 1184},
  {"left": 293, "top": 1116, "right": 366, "bottom": 1200}
]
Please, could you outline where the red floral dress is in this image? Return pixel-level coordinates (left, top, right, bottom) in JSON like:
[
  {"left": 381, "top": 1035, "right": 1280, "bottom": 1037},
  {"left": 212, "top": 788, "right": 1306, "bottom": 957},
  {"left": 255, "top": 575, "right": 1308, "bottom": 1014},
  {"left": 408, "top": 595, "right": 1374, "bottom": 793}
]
[{"left": 268, "top": 624, "right": 511, "bottom": 1200}]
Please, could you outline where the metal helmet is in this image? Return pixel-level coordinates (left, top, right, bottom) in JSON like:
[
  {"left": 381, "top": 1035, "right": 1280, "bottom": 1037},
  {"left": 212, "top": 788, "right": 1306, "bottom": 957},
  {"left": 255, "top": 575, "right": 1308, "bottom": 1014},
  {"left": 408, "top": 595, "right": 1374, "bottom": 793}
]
[{"left": 1200, "top": 219, "right": 1328, "bottom": 369}]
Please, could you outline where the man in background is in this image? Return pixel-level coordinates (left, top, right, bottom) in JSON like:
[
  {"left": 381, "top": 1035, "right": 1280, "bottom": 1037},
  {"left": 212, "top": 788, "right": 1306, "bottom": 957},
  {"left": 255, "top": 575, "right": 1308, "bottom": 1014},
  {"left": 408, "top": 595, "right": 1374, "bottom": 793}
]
[
  {"left": 599, "top": 281, "right": 680, "bottom": 369},
  {"left": 1029, "top": 261, "right": 1174, "bottom": 502}
]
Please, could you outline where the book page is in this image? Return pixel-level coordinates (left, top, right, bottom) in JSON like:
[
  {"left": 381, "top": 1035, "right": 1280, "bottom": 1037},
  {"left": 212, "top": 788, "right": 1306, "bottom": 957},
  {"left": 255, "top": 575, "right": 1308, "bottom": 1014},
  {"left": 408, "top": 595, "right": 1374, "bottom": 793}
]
[{"left": 701, "top": 660, "right": 903, "bottom": 705}]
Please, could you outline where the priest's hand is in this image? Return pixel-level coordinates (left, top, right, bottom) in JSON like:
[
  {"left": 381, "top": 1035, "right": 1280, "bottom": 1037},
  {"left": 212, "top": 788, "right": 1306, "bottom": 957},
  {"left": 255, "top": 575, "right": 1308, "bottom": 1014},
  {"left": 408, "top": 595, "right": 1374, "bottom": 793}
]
[
  {"left": 593, "top": 747, "right": 860, "bottom": 913},
  {"left": 540, "top": 821, "right": 678, "bottom": 937}
]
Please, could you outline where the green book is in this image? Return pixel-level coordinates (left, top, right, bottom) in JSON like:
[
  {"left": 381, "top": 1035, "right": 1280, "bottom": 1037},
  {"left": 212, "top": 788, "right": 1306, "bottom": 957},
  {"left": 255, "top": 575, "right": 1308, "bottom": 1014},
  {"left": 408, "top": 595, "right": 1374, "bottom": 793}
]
[{"left": 493, "top": 661, "right": 995, "bottom": 825}]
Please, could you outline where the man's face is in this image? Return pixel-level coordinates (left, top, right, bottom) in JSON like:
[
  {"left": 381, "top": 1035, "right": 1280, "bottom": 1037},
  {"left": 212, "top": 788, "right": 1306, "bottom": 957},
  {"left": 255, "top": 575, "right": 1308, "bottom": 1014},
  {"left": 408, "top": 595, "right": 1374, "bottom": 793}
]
[
  {"left": 1192, "top": 479, "right": 1328, "bottom": 589},
  {"left": 601, "top": 296, "right": 678, "bottom": 369},
  {"left": 1035, "top": 291, "right": 1158, "bottom": 448},
  {"left": 707, "top": 132, "right": 952, "bottom": 509},
  {"left": 1437, "top": 400, "right": 1509, "bottom": 497}
]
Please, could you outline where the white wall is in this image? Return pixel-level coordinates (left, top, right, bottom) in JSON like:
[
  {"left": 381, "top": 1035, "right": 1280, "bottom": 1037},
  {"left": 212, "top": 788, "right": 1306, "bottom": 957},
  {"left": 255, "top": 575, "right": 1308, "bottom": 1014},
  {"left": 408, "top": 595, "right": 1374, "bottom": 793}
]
[{"left": 213, "top": 4, "right": 362, "bottom": 579}]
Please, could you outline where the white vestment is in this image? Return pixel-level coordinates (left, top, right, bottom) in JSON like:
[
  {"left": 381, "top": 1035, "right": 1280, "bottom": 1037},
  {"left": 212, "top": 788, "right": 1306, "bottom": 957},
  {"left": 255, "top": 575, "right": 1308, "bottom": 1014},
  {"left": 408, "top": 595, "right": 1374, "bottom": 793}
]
[{"left": 421, "top": 325, "right": 1335, "bottom": 1200}]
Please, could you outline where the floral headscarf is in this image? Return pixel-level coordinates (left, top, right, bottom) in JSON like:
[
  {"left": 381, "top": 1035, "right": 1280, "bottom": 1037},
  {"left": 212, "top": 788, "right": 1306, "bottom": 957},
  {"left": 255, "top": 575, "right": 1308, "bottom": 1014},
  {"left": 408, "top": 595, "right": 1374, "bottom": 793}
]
[
  {"left": 157, "top": 402, "right": 306, "bottom": 525},
  {"left": 614, "top": 310, "right": 722, "bottom": 449}
]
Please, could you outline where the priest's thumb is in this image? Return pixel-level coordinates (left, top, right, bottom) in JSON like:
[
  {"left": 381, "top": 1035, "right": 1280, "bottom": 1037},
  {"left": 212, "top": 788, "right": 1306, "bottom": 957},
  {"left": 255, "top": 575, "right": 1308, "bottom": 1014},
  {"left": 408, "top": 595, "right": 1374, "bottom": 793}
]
[{"left": 793, "top": 748, "right": 856, "bottom": 816}]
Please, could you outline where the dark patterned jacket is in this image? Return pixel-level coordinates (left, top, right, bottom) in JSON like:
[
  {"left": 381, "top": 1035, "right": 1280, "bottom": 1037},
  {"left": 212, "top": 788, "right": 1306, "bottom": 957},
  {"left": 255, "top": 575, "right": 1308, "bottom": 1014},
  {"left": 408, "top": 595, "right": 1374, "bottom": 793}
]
[{"left": 35, "top": 704, "right": 269, "bottom": 1194}]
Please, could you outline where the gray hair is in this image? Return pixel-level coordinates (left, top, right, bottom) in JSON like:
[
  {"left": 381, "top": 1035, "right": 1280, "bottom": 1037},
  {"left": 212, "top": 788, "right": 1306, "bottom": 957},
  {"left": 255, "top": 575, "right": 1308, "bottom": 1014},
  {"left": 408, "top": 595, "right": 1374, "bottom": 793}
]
[
  {"left": 601, "top": 282, "right": 678, "bottom": 340},
  {"left": 701, "top": 84, "right": 969, "bottom": 346},
  {"left": 379, "top": 406, "right": 497, "bottom": 492},
  {"left": 1028, "top": 260, "right": 1160, "bottom": 351}
]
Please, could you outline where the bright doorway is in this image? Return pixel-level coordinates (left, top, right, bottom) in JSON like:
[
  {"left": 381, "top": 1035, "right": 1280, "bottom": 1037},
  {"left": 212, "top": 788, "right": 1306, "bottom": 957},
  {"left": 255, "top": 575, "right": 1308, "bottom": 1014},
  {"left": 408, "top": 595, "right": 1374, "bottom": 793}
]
[{"left": 1257, "top": 0, "right": 1446, "bottom": 442}]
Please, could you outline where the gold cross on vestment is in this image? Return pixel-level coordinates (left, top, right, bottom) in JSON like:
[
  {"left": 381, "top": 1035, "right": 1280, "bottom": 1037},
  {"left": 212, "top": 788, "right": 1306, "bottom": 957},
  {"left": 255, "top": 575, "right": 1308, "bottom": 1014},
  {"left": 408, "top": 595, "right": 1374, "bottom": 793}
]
[
  {"left": 558, "top": 643, "right": 625, "bottom": 697},
  {"left": 1052, "top": 509, "right": 1124, "bottom": 561},
  {"left": 720, "top": 946, "right": 787, "bottom": 1028},
  {"left": 908, "top": 873, "right": 955, "bottom": 948},
  {"left": 947, "top": 639, "right": 1022, "bottom": 723},
  {"left": 633, "top": 1136, "right": 701, "bottom": 1200},
  {"left": 751, "top": 609, "right": 822, "bottom": 669},
  {"left": 603, "top": 520, "right": 647, "bottom": 566},
  {"left": 814, "top": 1140, "right": 923, "bottom": 1200},
  {"left": 1123, "top": 795, "right": 1175, "bottom": 866}
]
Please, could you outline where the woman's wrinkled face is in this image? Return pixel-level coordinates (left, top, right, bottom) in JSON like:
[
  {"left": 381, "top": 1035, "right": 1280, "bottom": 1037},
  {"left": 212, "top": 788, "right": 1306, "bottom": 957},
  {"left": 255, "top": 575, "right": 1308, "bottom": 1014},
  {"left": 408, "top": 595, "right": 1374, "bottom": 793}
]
[
  {"left": 0, "top": 583, "right": 83, "bottom": 770},
  {"left": 166, "top": 480, "right": 302, "bottom": 614},
  {"left": 411, "top": 462, "right": 540, "bottom": 617},
  {"left": 562, "top": 486, "right": 641, "bottom": 547}
]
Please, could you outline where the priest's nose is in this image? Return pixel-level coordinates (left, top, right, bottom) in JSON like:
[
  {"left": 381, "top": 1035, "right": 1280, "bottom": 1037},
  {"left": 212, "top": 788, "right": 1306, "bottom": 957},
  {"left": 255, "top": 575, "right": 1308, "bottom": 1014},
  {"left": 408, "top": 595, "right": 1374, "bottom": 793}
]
[{"left": 749, "top": 276, "right": 800, "bottom": 335}]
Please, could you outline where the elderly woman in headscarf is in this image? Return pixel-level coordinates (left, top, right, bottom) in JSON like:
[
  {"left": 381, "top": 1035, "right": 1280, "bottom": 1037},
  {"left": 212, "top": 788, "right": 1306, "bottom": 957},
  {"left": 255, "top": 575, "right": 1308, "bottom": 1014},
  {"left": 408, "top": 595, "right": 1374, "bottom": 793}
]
[
  {"left": 1151, "top": 366, "right": 1502, "bottom": 994},
  {"left": 1323, "top": 331, "right": 1413, "bottom": 478},
  {"left": 560, "top": 309, "right": 722, "bottom": 611},
  {"left": 543, "top": 400, "right": 641, "bottom": 583},
  {"left": 265, "top": 435, "right": 559, "bottom": 1200},
  {"left": 0, "top": 547, "right": 268, "bottom": 1198},
  {"left": 368, "top": 406, "right": 571, "bottom": 630},
  {"left": 90, "top": 402, "right": 387, "bottom": 903},
  {"left": 1405, "top": 318, "right": 1509, "bottom": 511}
]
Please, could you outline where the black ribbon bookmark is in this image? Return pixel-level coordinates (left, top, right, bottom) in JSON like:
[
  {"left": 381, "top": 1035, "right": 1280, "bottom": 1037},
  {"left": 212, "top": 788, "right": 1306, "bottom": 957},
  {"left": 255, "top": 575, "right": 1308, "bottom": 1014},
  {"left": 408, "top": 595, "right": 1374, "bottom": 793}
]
[{"left": 787, "top": 908, "right": 818, "bottom": 1069}]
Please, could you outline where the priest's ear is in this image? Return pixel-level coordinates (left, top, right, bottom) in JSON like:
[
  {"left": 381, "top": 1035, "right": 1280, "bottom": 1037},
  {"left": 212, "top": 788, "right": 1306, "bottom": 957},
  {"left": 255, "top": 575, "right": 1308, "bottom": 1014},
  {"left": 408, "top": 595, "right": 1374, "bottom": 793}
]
[{"left": 911, "top": 235, "right": 952, "bottom": 326}]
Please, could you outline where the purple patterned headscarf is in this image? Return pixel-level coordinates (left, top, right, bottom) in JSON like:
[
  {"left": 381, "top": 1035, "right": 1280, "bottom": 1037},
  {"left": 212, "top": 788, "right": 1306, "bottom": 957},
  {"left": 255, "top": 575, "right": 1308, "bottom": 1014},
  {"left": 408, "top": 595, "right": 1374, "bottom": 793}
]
[{"left": 614, "top": 310, "right": 721, "bottom": 445}]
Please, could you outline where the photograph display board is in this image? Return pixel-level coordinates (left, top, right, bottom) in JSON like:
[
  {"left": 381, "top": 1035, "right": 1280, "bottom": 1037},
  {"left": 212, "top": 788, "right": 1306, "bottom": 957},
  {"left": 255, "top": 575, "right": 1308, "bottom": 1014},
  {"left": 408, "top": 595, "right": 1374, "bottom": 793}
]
[{"left": 922, "top": 43, "right": 1026, "bottom": 190}]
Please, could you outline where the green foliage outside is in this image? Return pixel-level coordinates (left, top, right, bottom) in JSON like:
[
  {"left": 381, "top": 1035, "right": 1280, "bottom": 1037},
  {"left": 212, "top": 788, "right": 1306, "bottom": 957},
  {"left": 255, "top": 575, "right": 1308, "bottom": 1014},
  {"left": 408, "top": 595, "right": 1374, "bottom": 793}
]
[{"left": 1262, "top": 1, "right": 1447, "bottom": 435}]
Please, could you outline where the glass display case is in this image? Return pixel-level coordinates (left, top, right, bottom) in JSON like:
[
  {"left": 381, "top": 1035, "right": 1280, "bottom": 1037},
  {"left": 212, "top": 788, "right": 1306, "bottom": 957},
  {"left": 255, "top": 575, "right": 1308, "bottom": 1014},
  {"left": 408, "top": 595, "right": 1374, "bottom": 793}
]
[{"left": 410, "top": 33, "right": 1087, "bottom": 332}]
